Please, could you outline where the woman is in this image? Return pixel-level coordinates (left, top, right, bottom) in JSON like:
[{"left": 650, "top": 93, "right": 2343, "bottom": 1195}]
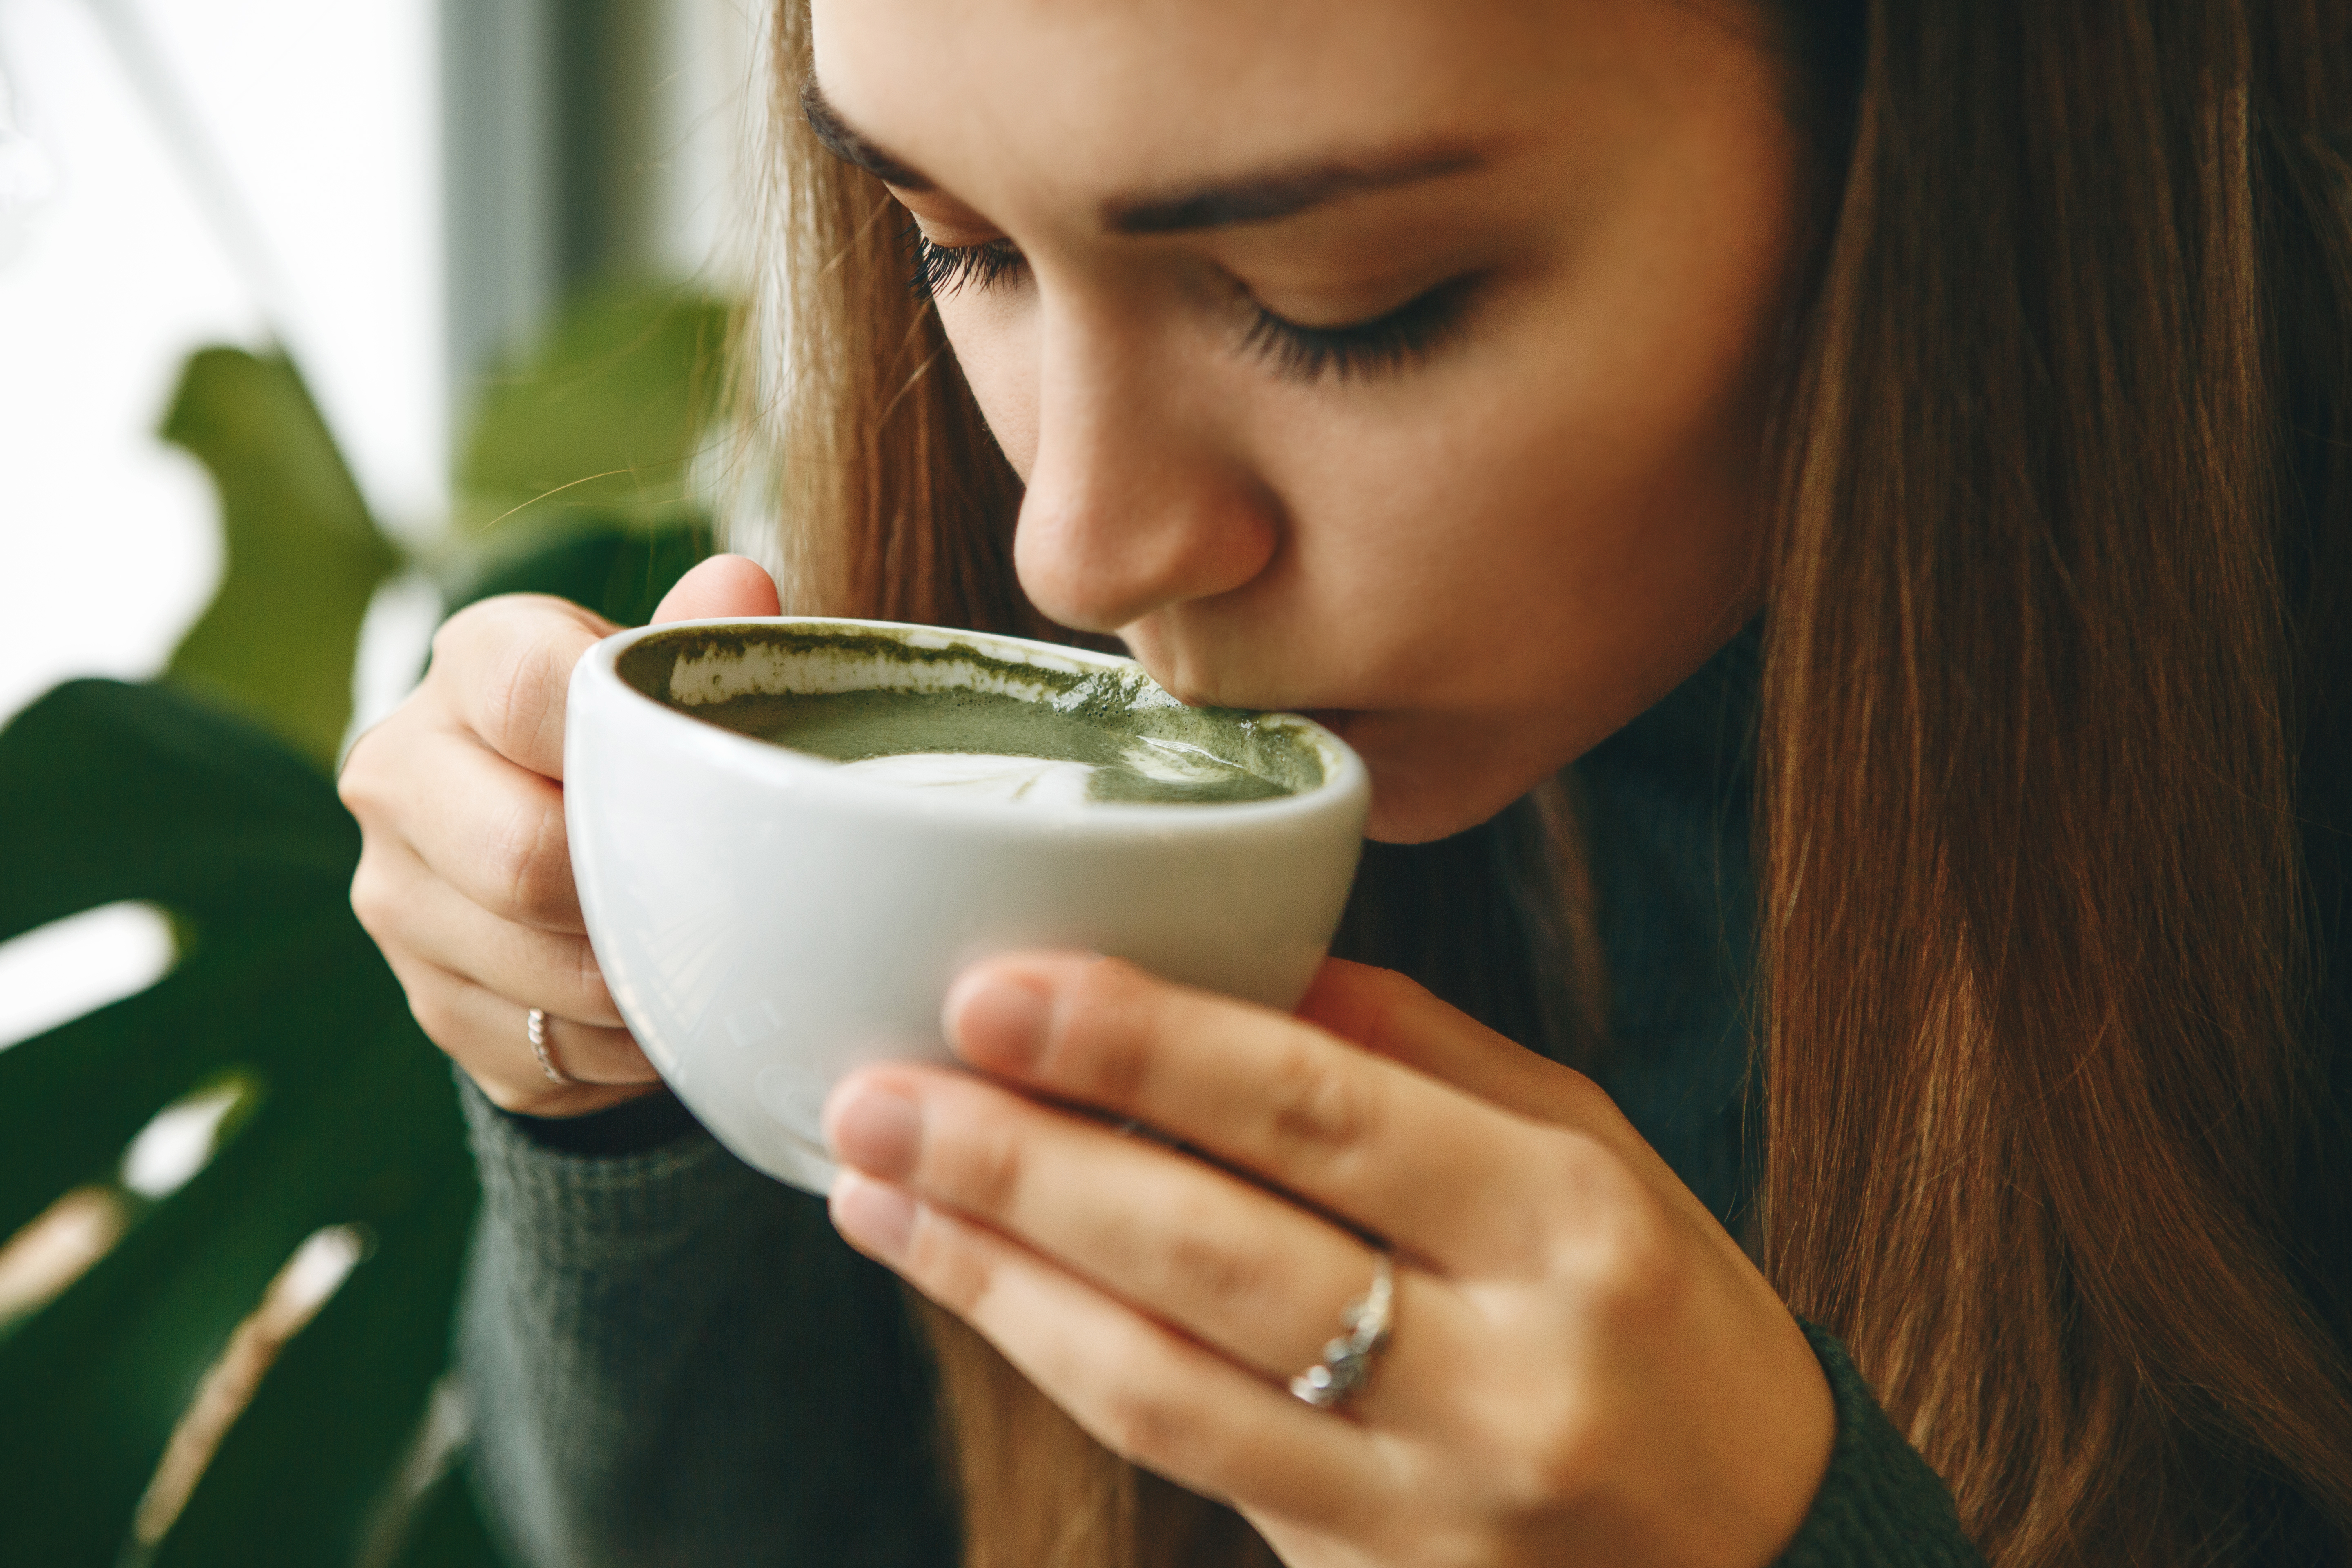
[{"left": 339, "top": 0, "right": 2352, "bottom": 1564}]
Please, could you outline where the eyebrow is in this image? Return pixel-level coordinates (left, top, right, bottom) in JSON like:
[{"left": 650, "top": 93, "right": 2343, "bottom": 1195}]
[
  {"left": 801, "top": 76, "right": 1486, "bottom": 235},
  {"left": 1102, "top": 150, "right": 1485, "bottom": 234},
  {"left": 800, "top": 76, "right": 934, "bottom": 191}
]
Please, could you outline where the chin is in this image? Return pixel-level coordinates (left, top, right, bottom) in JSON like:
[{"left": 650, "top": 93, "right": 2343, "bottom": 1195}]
[
  {"left": 1360, "top": 786, "right": 1512, "bottom": 844},
  {"left": 1356, "top": 753, "right": 1534, "bottom": 846},
  {"left": 1312, "top": 708, "right": 1566, "bottom": 845}
]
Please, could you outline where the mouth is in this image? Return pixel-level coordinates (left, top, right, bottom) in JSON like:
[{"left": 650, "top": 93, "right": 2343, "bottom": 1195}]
[{"left": 1298, "top": 708, "right": 1358, "bottom": 737}]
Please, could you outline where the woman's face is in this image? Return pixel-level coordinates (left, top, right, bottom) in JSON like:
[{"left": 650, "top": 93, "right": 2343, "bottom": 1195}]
[{"left": 807, "top": 0, "right": 1802, "bottom": 843}]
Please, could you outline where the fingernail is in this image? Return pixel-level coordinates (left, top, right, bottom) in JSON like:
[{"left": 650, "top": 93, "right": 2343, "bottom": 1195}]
[
  {"left": 944, "top": 969, "right": 1052, "bottom": 1069},
  {"left": 824, "top": 1081, "right": 922, "bottom": 1180},
  {"left": 830, "top": 1173, "right": 916, "bottom": 1260}
]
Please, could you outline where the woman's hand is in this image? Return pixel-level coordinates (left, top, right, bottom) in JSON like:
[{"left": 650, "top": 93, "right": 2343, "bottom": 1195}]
[
  {"left": 822, "top": 955, "right": 1834, "bottom": 1568},
  {"left": 339, "top": 556, "right": 780, "bottom": 1116}
]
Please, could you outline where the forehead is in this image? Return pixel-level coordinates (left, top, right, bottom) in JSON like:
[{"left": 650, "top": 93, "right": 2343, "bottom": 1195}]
[{"left": 807, "top": 0, "right": 1758, "bottom": 210}]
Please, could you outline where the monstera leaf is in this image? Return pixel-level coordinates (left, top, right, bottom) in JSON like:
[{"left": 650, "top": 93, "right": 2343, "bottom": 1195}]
[
  {"left": 161, "top": 350, "right": 403, "bottom": 770},
  {"left": 0, "top": 282, "right": 722, "bottom": 1564},
  {"left": 0, "top": 561, "right": 712, "bottom": 1568},
  {"left": 0, "top": 680, "right": 490, "bottom": 1568}
]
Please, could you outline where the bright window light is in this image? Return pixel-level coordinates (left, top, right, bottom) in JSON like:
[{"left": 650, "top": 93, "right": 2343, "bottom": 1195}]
[
  {"left": 0, "top": 900, "right": 175, "bottom": 1053},
  {"left": 120, "top": 1077, "right": 252, "bottom": 1200}
]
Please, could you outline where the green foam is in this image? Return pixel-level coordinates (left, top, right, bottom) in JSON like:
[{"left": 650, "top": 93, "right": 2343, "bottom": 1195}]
[{"left": 693, "top": 688, "right": 1292, "bottom": 805}]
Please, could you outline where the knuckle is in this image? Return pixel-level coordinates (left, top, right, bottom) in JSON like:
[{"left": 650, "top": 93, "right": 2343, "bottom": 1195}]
[
  {"left": 1053, "top": 959, "right": 1155, "bottom": 1099},
  {"left": 453, "top": 597, "right": 604, "bottom": 765},
  {"left": 907, "top": 1213, "right": 994, "bottom": 1315},
  {"left": 1159, "top": 1207, "right": 1270, "bottom": 1319},
  {"left": 1591, "top": 1219, "right": 1688, "bottom": 1328},
  {"left": 1093, "top": 1380, "right": 1191, "bottom": 1468},
  {"left": 336, "top": 685, "right": 433, "bottom": 815},
  {"left": 423, "top": 604, "right": 500, "bottom": 695},
  {"left": 1264, "top": 1041, "right": 1374, "bottom": 1156},
  {"left": 933, "top": 1112, "right": 1027, "bottom": 1216},
  {"left": 334, "top": 746, "right": 377, "bottom": 817},
  {"left": 1359, "top": 963, "right": 1434, "bottom": 1014},
  {"left": 428, "top": 597, "right": 495, "bottom": 655},
  {"left": 1530, "top": 1060, "right": 1614, "bottom": 1125},
  {"left": 1505, "top": 1399, "right": 1610, "bottom": 1509},
  {"left": 472, "top": 1074, "right": 543, "bottom": 1115},
  {"left": 483, "top": 795, "right": 574, "bottom": 925},
  {"left": 348, "top": 860, "right": 393, "bottom": 941},
  {"left": 1547, "top": 1138, "right": 1686, "bottom": 1322},
  {"left": 404, "top": 980, "right": 465, "bottom": 1053}
]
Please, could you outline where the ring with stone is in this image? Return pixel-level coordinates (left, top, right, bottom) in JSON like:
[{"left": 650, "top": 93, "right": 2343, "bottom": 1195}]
[{"left": 1289, "top": 1251, "right": 1394, "bottom": 1410}]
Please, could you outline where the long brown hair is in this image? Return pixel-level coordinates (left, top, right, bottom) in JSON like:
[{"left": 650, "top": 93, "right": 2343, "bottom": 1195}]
[
  {"left": 1762, "top": 3, "right": 2352, "bottom": 1562},
  {"left": 733, "top": 2, "right": 2352, "bottom": 1563}
]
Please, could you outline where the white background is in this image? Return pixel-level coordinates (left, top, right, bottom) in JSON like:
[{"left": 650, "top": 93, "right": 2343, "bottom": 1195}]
[
  {"left": 0, "top": 0, "right": 445, "bottom": 725},
  {"left": 0, "top": 0, "right": 751, "bottom": 1049},
  {"left": 0, "top": 0, "right": 443, "bottom": 1045}
]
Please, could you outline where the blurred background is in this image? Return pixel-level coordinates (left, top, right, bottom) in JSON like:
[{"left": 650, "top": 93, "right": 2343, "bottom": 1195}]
[{"left": 0, "top": 1, "right": 755, "bottom": 1559}]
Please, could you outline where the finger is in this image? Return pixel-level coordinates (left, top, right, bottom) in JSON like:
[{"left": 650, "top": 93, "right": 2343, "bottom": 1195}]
[
  {"left": 651, "top": 554, "right": 780, "bottom": 622},
  {"left": 383, "top": 947, "right": 658, "bottom": 1108},
  {"left": 351, "top": 722, "right": 583, "bottom": 933},
  {"left": 1301, "top": 959, "right": 1742, "bottom": 1256},
  {"left": 1300, "top": 959, "right": 1623, "bottom": 1137},
  {"left": 826, "top": 1066, "right": 1427, "bottom": 1382},
  {"left": 944, "top": 956, "right": 1564, "bottom": 1274},
  {"left": 352, "top": 835, "right": 622, "bottom": 1027},
  {"left": 828, "top": 1172, "right": 1386, "bottom": 1527},
  {"left": 430, "top": 595, "right": 613, "bottom": 780}
]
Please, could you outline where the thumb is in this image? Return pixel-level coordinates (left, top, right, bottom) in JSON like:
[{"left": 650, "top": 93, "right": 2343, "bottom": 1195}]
[{"left": 651, "top": 554, "right": 782, "bottom": 624}]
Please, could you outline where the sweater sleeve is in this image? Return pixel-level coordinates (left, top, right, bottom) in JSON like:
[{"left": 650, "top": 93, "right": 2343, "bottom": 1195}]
[
  {"left": 1772, "top": 1322, "right": 1984, "bottom": 1568},
  {"left": 453, "top": 1075, "right": 957, "bottom": 1568}
]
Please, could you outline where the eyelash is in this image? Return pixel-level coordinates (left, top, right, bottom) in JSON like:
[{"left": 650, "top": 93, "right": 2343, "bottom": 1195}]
[
  {"left": 1234, "top": 277, "right": 1475, "bottom": 385},
  {"left": 907, "top": 227, "right": 1027, "bottom": 297},
  {"left": 905, "top": 224, "right": 1474, "bottom": 386}
]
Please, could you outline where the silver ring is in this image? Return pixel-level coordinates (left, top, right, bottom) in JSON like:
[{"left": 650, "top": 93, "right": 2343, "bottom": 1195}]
[
  {"left": 1290, "top": 1251, "right": 1394, "bottom": 1410},
  {"left": 526, "top": 1008, "right": 573, "bottom": 1085}
]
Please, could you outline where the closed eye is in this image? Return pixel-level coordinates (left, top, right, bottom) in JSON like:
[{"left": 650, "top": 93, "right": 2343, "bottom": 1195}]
[
  {"left": 1238, "top": 276, "right": 1480, "bottom": 385},
  {"left": 906, "top": 225, "right": 1027, "bottom": 297},
  {"left": 906, "top": 223, "right": 1479, "bottom": 386}
]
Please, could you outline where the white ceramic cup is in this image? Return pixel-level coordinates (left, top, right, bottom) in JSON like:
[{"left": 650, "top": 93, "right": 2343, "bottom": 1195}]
[{"left": 565, "top": 616, "right": 1370, "bottom": 1192}]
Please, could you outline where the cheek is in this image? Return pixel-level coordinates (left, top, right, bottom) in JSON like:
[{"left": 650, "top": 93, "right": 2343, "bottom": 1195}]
[
  {"left": 1292, "top": 149, "right": 1788, "bottom": 691},
  {"left": 935, "top": 292, "right": 1041, "bottom": 478}
]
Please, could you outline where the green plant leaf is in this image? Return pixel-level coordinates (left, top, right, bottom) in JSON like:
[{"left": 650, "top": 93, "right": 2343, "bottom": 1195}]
[
  {"left": 0, "top": 678, "right": 359, "bottom": 942},
  {"left": 0, "top": 304, "right": 728, "bottom": 1561},
  {"left": 144, "top": 1049, "right": 485, "bottom": 1568},
  {"left": 160, "top": 350, "right": 404, "bottom": 770},
  {"left": 0, "top": 680, "right": 376, "bottom": 1240},
  {"left": 0, "top": 680, "right": 474, "bottom": 1567},
  {"left": 455, "top": 285, "right": 731, "bottom": 540}
]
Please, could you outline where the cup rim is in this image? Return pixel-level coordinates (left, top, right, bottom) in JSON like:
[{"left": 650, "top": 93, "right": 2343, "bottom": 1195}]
[{"left": 574, "top": 615, "right": 1371, "bottom": 835}]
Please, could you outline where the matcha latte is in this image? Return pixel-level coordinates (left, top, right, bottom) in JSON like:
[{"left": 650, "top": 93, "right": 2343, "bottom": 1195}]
[
  {"left": 568, "top": 615, "right": 1369, "bottom": 1193},
  {"left": 617, "top": 624, "right": 1320, "bottom": 810}
]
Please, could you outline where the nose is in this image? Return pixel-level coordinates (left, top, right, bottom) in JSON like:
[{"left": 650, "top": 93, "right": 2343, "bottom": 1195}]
[{"left": 1011, "top": 307, "right": 1279, "bottom": 636}]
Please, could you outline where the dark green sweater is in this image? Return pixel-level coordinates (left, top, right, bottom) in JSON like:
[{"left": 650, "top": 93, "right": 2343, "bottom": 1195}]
[{"left": 454, "top": 631, "right": 1983, "bottom": 1565}]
